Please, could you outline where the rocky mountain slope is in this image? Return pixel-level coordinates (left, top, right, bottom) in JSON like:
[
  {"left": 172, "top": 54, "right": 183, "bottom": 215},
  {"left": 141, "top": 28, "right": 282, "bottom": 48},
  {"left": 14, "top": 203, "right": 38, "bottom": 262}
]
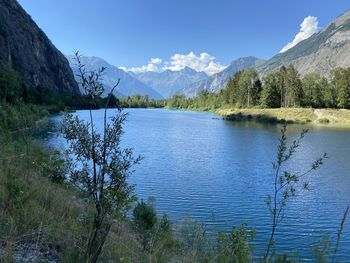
[
  {"left": 180, "top": 57, "right": 265, "bottom": 97},
  {"left": 0, "top": 0, "right": 79, "bottom": 94},
  {"left": 132, "top": 67, "right": 208, "bottom": 98},
  {"left": 258, "top": 9, "right": 350, "bottom": 76},
  {"left": 67, "top": 55, "right": 162, "bottom": 99}
]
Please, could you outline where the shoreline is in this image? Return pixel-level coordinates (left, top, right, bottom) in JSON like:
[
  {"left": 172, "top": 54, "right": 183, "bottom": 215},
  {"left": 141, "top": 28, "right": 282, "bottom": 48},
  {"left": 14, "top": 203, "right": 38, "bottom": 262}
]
[
  {"left": 65, "top": 106, "right": 350, "bottom": 128},
  {"left": 214, "top": 108, "right": 350, "bottom": 128}
]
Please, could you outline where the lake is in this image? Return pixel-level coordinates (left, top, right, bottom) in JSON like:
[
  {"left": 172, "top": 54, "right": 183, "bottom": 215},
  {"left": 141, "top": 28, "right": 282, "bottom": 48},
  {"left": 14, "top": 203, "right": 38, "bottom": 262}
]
[{"left": 46, "top": 108, "right": 350, "bottom": 260}]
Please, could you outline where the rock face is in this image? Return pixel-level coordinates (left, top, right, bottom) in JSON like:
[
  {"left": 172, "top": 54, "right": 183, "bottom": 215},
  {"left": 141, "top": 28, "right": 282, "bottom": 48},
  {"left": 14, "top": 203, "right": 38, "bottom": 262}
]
[
  {"left": 258, "top": 9, "right": 350, "bottom": 76},
  {"left": 180, "top": 57, "right": 265, "bottom": 97},
  {"left": 0, "top": 0, "right": 79, "bottom": 94},
  {"left": 67, "top": 55, "right": 163, "bottom": 99},
  {"left": 132, "top": 67, "right": 208, "bottom": 98}
]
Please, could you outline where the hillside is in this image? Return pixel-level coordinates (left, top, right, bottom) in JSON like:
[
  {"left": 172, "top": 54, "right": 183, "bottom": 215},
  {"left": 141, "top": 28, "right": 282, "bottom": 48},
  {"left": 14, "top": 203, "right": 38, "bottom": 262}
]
[
  {"left": 180, "top": 57, "right": 265, "bottom": 97},
  {"left": 67, "top": 55, "right": 163, "bottom": 99},
  {"left": 258, "top": 9, "right": 350, "bottom": 76},
  {"left": 0, "top": 0, "right": 78, "bottom": 94},
  {"left": 132, "top": 67, "right": 208, "bottom": 98}
]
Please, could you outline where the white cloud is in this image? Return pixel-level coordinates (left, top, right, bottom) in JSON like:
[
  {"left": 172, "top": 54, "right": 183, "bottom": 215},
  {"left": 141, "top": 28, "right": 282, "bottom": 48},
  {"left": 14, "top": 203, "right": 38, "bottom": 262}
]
[
  {"left": 163, "top": 52, "right": 226, "bottom": 75},
  {"left": 122, "top": 52, "right": 226, "bottom": 75},
  {"left": 125, "top": 58, "right": 162, "bottom": 73},
  {"left": 280, "top": 16, "right": 319, "bottom": 53},
  {"left": 127, "top": 63, "right": 158, "bottom": 73},
  {"left": 150, "top": 58, "right": 162, "bottom": 64}
]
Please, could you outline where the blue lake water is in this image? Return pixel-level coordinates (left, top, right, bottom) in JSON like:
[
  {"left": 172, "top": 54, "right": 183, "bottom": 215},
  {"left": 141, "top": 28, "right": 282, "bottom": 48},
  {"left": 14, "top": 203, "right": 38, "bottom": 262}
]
[{"left": 46, "top": 108, "right": 350, "bottom": 260}]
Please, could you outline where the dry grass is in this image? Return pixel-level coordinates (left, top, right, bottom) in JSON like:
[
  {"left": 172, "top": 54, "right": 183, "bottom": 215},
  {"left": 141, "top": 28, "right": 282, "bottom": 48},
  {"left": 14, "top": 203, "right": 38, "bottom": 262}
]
[
  {"left": 215, "top": 107, "right": 350, "bottom": 127},
  {"left": 0, "top": 142, "right": 92, "bottom": 262}
]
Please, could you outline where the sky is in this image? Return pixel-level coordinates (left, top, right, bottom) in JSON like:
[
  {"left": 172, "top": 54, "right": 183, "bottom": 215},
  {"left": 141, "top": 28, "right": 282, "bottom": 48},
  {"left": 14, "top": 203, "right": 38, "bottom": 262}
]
[{"left": 18, "top": 0, "right": 349, "bottom": 75}]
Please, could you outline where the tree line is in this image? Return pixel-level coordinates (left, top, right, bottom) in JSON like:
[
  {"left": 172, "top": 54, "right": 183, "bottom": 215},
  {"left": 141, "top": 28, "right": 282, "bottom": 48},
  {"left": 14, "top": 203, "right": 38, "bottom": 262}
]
[
  {"left": 0, "top": 65, "right": 167, "bottom": 111},
  {"left": 0, "top": 66, "right": 121, "bottom": 112},
  {"left": 3, "top": 64, "right": 350, "bottom": 112},
  {"left": 165, "top": 65, "right": 350, "bottom": 110}
]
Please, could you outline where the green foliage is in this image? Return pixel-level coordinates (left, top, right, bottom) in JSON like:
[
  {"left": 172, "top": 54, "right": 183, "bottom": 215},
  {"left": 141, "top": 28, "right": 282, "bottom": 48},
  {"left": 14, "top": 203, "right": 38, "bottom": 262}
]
[
  {"left": 286, "top": 65, "right": 304, "bottom": 107},
  {"left": 261, "top": 72, "right": 282, "bottom": 108},
  {"left": 264, "top": 125, "right": 327, "bottom": 261},
  {"left": 218, "top": 68, "right": 262, "bottom": 108},
  {"left": 167, "top": 94, "right": 190, "bottom": 108},
  {"left": 133, "top": 200, "right": 158, "bottom": 233},
  {"left": 215, "top": 223, "right": 255, "bottom": 263},
  {"left": 0, "top": 65, "right": 129, "bottom": 112},
  {"left": 41, "top": 149, "right": 68, "bottom": 184},
  {"left": 331, "top": 68, "right": 350, "bottom": 109},
  {"left": 119, "top": 94, "right": 166, "bottom": 108},
  {"left": 312, "top": 235, "right": 332, "bottom": 263},
  {"left": 157, "top": 65, "right": 350, "bottom": 111},
  {"left": 0, "top": 123, "right": 92, "bottom": 262},
  {"left": 133, "top": 199, "right": 158, "bottom": 250},
  {"left": 62, "top": 52, "right": 142, "bottom": 262},
  {"left": 3, "top": 62, "right": 350, "bottom": 113},
  {"left": 302, "top": 73, "right": 325, "bottom": 108},
  {"left": 0, "top": 66, "right": 24, "bottom": 104},
  {"left": 159, "top": 214, "right": 171, "bottom": 233}
]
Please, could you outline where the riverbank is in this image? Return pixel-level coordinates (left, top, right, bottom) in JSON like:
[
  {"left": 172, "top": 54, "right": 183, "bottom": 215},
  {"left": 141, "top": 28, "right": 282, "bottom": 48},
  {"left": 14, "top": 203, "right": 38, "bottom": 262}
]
[{"left": 213, "top": 107, "right": 350, "bottom": 127}]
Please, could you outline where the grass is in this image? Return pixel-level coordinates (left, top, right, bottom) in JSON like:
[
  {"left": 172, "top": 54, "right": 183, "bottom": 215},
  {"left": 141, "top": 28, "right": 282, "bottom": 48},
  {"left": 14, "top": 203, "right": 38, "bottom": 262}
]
[
  {"left": 0, "top": 141, "right": 92, "bottom": 262},
  {"left": 214, "top": 107, "right": 350, "bottom": 127}
]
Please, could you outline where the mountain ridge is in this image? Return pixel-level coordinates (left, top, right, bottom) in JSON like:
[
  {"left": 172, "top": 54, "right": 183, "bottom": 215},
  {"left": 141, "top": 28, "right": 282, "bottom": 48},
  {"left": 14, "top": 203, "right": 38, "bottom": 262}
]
[
  {"left": 67, "top": 55, "right": 163, "bottom": 99},
  {"left": 180, "top": 56, "right": 265, "bottom": 97},
  {"left": 132, "top": 67, "right": 208, "bottom": 98},
  {"left": 258, "top": 9, "right": 350, "bottom": 76}
]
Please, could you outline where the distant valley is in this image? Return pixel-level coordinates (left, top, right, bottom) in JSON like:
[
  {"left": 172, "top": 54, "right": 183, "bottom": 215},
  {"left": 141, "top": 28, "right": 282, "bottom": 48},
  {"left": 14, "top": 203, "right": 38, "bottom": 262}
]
[
  {"left": 131, "top": 67, "right": 208, "bottom": 98},
  {"left": 67, "top": 55, "right": 266, "bottom": 99},
  {"left": 66, "top": 55, "right": 163, "bottom": 99}
]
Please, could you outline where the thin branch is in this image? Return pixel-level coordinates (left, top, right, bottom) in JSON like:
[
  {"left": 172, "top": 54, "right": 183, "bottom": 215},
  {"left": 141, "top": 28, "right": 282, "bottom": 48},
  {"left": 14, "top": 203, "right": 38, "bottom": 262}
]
[{"left": 334, "top": 206, "right": 349, "bottom": 255}]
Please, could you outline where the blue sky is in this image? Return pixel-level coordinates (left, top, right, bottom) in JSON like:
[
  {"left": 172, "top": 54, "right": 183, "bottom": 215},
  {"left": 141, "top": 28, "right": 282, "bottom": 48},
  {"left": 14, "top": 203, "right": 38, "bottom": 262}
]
[{"left": 18, "top": 0, "right": 349, "bottom": 74}]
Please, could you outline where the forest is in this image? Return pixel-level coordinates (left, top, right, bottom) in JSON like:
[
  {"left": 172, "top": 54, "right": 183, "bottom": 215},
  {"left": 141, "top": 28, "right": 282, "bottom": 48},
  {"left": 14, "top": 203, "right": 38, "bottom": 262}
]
[{"left": 117, "top": 65, "right": 350, "bottom": 112}]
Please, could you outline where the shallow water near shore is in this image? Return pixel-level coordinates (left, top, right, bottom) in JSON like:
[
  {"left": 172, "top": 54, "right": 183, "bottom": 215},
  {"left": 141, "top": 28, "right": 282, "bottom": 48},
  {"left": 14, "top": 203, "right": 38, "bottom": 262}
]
[{"left": 45, "top": 108, "right": 350, "bottom": 260}]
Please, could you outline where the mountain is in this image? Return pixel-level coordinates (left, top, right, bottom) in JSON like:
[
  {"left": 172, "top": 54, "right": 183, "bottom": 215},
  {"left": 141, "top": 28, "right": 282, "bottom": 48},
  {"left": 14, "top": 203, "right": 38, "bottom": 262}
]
[
  {"left": 67, "top": 56, "right": 162, "bottom": 99},
  {"left": 180, "top": 57, "right": 265, "bottom": 97},
  {"left": 0, "top": 0, "right": 79, "bottom": 94},
  {"left": 132, "top": 67, "right": 208, "bottom": 98},
  {"left": 258, "top": 9, "right": 350, "bottom": 76}
]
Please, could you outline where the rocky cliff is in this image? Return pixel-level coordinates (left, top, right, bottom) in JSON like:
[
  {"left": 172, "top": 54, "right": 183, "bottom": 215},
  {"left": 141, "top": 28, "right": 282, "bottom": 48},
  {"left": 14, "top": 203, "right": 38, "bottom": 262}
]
[
  {"left": 258, "top": 9, "right": 350, "bottom": 77},
  {"left": 0, "top": 0, "right": 79, "bottom": 94}
]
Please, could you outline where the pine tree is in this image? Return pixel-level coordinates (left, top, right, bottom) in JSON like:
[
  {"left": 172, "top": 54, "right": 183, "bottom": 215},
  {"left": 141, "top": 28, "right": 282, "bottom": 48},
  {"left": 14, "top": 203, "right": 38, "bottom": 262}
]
[
  {"left": 260, "top": 72, "right": 281, "bottom": 108},
  {"left": 286, "top": 65, "right": 303, "bottom": 107},
  {"left": 337, "top": 68, "right": 350, "bottom": 109}
]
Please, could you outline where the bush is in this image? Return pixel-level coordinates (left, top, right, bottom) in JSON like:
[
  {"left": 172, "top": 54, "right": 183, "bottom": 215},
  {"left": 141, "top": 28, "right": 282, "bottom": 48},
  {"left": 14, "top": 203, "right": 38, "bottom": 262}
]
[
  {"left": 133, "top": 200, "right": 158, "bottom": 232},
  {"left": 318, "top": 118, "right": 330, "bottom": 124},
  {"left": 41, "top": 149, "right": 68, "bottom": 184},
  {"left": 133, "top": 200, "right": 157, "bottom": 250},
  {"left": 215, "top": 223, "right": 255, "bottom": 263}
]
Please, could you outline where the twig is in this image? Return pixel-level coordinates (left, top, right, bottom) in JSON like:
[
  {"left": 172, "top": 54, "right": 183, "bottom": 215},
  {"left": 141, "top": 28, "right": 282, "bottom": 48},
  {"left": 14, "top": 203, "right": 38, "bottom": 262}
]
[{"left": 334, "top": 206, "right": 349, "bottom": 255}]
